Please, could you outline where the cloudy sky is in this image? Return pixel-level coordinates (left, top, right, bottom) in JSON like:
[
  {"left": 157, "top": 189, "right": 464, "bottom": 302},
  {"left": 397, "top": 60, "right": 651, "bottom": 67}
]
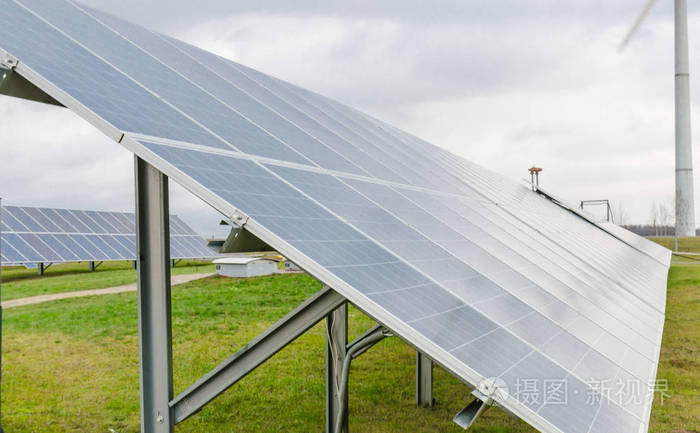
[{"left": 2, "top": 0, "right": 700, "bottom": 235}]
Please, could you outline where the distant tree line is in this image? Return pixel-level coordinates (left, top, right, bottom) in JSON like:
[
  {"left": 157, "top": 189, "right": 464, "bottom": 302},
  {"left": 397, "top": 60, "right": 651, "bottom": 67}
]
[
  {"left": 611, "top": 198, "right": 700, "bottom": 236},
  {"left": 619, "top": 224, "right": 700, "bottom": 237}
]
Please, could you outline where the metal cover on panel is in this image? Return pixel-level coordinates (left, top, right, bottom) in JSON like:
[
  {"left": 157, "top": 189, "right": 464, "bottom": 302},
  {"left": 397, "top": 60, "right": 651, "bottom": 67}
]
[
  {"left": 0, "top": 1, "right": 670, "bottom": 432},
  {"left": 0, "top": 205, "right": 217, "bottom": 264}
]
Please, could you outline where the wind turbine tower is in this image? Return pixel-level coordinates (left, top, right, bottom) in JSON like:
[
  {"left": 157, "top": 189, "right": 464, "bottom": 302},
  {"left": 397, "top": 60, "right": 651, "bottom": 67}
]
[
  {"left": 621, "top": 0, "right": 696, "bottom": 236},
  {"left": 674, "top": 0, "right": 695, "bottom": 236}
]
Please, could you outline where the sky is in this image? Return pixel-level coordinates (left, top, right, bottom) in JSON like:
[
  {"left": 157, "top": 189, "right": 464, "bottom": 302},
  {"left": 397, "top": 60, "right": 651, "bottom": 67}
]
[{"left": 2, "top": 0, "right": 700, "bottom": 235}]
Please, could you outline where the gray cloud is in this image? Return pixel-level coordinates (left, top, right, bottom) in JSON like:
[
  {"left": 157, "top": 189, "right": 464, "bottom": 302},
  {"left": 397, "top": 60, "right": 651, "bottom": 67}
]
[
  {"left": 2, "top": 0, "right": 700, "bottom": 231},
  {"left": 76, "top": 0, "right": 691, "bottom": 32}
]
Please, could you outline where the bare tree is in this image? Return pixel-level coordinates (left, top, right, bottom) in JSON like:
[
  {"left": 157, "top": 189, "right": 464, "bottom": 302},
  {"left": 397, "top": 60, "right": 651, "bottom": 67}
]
[
  {"left": 650, "top": 201, "right": 659, "bottom": 236},
  {"left": 664, "top": 195, "right": 676, "bottom": 236},
  {"left": 613, "top": 201, "right": 628, "bottom": 226},
  {"left": 659, "top": 202, "right": 672, "bottom": 236}
]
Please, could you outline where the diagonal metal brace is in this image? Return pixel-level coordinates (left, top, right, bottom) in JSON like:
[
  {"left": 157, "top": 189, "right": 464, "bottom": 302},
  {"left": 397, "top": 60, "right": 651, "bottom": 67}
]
[
  {"left": 170, "top": 286, "right": 346, "bottom": 424},
  {"left": 0, "top": 65, "right": 62, "bottom": 106},
  {"left": 453, "top": 380, "right": 504, "bottom": 430}
]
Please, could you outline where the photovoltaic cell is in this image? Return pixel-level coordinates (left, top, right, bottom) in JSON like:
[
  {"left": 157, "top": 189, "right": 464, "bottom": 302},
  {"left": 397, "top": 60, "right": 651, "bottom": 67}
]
[
  {"left": 164, "top": 37, "right": 414, "bottom": 185},
  {"left": 53, "top": 234, "right": 91, "bottom": 260},
  {"left": 0, "top": 1, "right": 670, "bottom": 432},
  {"left": 1, "top": 205, "right": 218, "bottom": 264}
]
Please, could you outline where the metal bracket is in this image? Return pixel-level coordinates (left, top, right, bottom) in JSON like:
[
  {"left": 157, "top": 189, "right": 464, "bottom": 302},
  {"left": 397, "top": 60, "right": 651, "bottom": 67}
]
[
  {"left": 230, "top": 210, "right": 249, "bottom": 227},
  {"left": 0, "top": 60, "right": 62, "bottom": 106},
  {"left": 454, "top": 376, "right": 509, "bottom": 430},
  {"left": 453, "top": 389, "right": 494, "bottom": 430},
  {"left": 37, "top": 262, "right": 53, "bottom": 276},
  {"left": 0, "top": 54, "right": 18, "bottom": 70}
]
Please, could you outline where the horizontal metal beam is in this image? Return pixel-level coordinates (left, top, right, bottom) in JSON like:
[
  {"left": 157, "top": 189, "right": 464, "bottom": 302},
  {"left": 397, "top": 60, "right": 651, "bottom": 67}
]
[{"left": 170, "top": 286, "right": 346, "bottom": 424}]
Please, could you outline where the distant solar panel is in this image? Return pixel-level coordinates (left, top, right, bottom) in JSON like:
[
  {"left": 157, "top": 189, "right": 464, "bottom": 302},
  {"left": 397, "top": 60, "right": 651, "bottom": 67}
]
[
  {"left": 0, "top": 1, "right": 670, "bottom": 432},
  {"left": 0, "top": 205, "right": 217, "bottom": 265}
]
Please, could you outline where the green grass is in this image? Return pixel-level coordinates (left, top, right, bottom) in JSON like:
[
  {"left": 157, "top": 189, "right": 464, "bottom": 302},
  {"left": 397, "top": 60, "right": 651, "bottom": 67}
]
[
  {"left": 650, "top": 265, "right": 700, "bottom": 432},
  {"left": 0, "top": 260, "right": 214, "bottom": 301},
  {"left": 1, "top": 267, "right": 698, "bottom": 432},
  {"left": 649, "top": 237, "right": 700, "bottom": 264},
  {"left": 649, "top": 236, "right": 700, "bottom": 253}
]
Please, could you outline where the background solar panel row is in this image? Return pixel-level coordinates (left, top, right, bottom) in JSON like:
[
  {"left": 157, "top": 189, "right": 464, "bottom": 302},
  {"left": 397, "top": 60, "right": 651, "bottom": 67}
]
[
  {"left": 1, "top": 205, "right": 216, "bottom": 264},
  {"left": 0, "top": 1, "right": 670, "bottom": 432}
]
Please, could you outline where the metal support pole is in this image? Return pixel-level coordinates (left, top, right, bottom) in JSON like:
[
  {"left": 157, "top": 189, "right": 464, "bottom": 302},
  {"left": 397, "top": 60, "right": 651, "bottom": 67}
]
[
  {"left": 333, "top": 327, "right": 388, "bottom": 433},
  {"left": 37, "top": 262, "right": 44, "bottom": 276},
  {"left": 326, "top": 300, "right": 347, "bottom": 433},
  {"left": 133, "top": 260, "right": 138, "bottom": 270},
  {"left": 135, "top": 157, "right": 174, "bottom": 433},
  {"left": 416, "top": 351, "right": 434, "bottom": 407},
  {"left": 89, "top": 261, "right": 95, "bottom": 272}
]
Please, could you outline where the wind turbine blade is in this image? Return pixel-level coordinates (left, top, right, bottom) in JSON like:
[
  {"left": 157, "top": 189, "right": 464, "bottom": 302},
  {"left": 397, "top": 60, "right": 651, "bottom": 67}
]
[{"left": 618, "top": 0, "right": 660, "bottom": 52}]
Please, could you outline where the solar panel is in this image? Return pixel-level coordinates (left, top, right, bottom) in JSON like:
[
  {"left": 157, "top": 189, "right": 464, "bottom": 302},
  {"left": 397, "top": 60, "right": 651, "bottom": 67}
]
[
  {"left": 0, "top": 1, "right": 670, "bottom": 432},
  {"left": 0, "top": 206, "right": 217, "bottom": 264}
]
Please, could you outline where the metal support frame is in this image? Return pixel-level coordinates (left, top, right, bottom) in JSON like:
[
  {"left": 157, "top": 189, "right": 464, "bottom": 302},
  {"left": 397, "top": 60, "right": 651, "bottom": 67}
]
[
  {"left": 107, "top": 158, "right": 434, "bottom": 433},
  {"left": 135, "top": 157, "right": 174, "bottom": 433},
  {"left": 133, "top": 260, "right": 138, "bottom": 270},
  {"left": 171, "top": 259, "right": 181, "bottom": 268},
  {"left": 453, "top": 379, "right": 508, "bottom": 430},
  {"left": 89, "top": 261, "right": 103, "bottom": 272},
  {"left": 0, "top": 66, "right": 61, "bottom": 106},
  {"left": 37, "top": 262, "right": 52, "bottom": 276},
  {"left": 579, "top": 199, "right": 613, "bottom": 223},
  {"left": 326, "top": 301, "right": 348, "bottom": 433},
  {"left": 170, "top": 285, "right": 345, "bottom": 423},
  {"left": 416, "top": 351, "right": 434, "bottom": 407},
  {"left": 453, "top": 392, "right": 493, "bottom": 430},
  {"left": 331, "top": 325, "right": 389, "bottom": 433}
]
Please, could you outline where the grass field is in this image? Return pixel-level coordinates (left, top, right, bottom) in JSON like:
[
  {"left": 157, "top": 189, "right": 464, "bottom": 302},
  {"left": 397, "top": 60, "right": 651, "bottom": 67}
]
[
  {"left": 649, "top": 237, "right": 700, "bottom": 264},
  {"left": 0, "top": 260, "right": 214, "bottom": 301},
  {"left": 0, "top": 264, "right": 698, "bottom": 432}
]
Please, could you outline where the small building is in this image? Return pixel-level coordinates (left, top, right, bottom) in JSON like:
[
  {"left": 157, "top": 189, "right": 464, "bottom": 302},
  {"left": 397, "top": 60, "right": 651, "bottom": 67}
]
[{"left": 213, "top": 257, "right": 278, "bottom": 278}]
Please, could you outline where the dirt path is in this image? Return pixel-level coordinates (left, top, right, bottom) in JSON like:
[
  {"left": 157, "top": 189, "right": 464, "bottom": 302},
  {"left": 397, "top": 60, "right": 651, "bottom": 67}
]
[{"left": 2, "top": 273, "right": 215, "bottom": 309}]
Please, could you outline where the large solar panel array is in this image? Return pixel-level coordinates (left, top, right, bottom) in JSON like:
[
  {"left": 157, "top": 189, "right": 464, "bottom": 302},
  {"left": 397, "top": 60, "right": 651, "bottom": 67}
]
[
  {"left": 0, "top": 1, "right": 670, "bottom": 432},
  {"left": 0, "top": 205, "right": 217, "bottom": 265}
]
